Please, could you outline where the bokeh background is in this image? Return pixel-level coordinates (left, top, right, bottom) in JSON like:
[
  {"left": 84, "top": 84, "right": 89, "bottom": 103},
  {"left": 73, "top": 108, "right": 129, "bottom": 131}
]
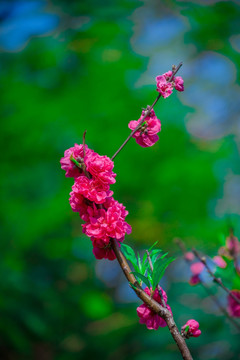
[{"left": 1, "top": 0, "right": 240, "bottom": 359}]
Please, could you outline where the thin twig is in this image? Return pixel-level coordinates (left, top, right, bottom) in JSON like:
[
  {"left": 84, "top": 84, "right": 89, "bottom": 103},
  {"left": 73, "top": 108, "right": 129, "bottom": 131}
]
[
  {"left": 111, "top": 62, "right": 183, "bottom": 161},
  {"left": 201, "top": 280, "right": 240, "bottom": 331},
  {"left": 192, "top": 249, "right": 240, "bottom": 306},
  {"left": 111, "top": 239, "right": 193, "bottom": 360},
  {"left": 83, "top": 130, "right": 87, "bottom": 158},
  {"left": 146, "top": 250, "right": 167, "bottom": 308}
]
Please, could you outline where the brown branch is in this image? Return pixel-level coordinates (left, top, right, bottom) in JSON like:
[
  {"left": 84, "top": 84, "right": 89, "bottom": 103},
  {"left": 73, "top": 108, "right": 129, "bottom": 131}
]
[
  {"left": 111, "top": 239, "right": 193, "bottom": 360},
  {"left": 192, "top": 249, "right": 240, "bottom": 306},
  {"left": 111, "top": 62, "right": 183, "bottom": 161}
]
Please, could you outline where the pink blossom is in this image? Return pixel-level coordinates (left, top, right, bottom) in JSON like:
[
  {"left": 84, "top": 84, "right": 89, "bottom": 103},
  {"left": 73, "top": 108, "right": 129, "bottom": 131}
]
[
  {"left": 184, "top": 252, "right": 195, "bottom": 261},
  {"left": 60, "top": 144, "right": 92, "bottom": 178},
  {"left": 190, "top": 262, "right": 204, "bottom": 275},
  {"left": 61, "top": 143, "right": 131, "bottom": 262},
  {"left": 156, "top": 75, "right": 173, "bottom": 98},
  {"left": 92, "top": 245, "right": 116, "bottom": 261},
  {"left": 156, "top": 71, "right": 184, "bottom": 98},
  {"left": 85, "top": 152, "right": 116, "bottom": 185},
  {"left": 136, "top": 287, "right": 172, "bottom": 330},
  {"left": 189, "top": 274, "right": 201, "bottom": 286},
  {"left": 128, "top": 109, "right": 161, "bottom": 147},
  {"left": 228, "top": 290, "right": 240, "bottom": 317},
  {"left": 72, "top": 176, "right": 113, "bottom": 204},
  {"left": 182, "top": 319, "right": 201, "bottom": 338},
  {"left": 91, "top": 237, "right": 121, "bottom": 261},
  {"left": 69, "top": 191, "right": 89, "bottom": 216},
  {"left": 213, "top": 256, "right": 227, "bottom": 268},
  {"left": 226, "top": 235, "right": 240, "bottom": 256},
  {"left": 82, "top": 199, "right": 132, "bottom": 243}
]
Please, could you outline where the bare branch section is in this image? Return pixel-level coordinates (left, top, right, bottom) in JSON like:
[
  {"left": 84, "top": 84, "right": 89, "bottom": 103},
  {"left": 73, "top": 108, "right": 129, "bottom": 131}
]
[{"left": 111, "top": 239, "right": 193, "bottom": 360}]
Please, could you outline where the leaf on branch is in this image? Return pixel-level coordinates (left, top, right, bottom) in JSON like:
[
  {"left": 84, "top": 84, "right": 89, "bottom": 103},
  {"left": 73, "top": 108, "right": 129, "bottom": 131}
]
[
  {"left": 130, "top": 272, "right": 151, "bottom": 288},
  {"left": 152, "top": 256, "right": 175, "bottom": 289},
  {"left": 137, "top": 252, "right": 142, "bottom": 273},
  {"left": 121, "top": 243, "right": 139, "bottom": 272},
  {"left": 151, "top": 249, "right": 163, "bottom": 266},
  {"left": 129, "top": 282, "right": 138, "bottom": 291},
  {"left": 148, "top": 240, "right": 159, "bottom": 252},
  {"left": 142, "top": 252, "right": 148, "bottom": 274}
]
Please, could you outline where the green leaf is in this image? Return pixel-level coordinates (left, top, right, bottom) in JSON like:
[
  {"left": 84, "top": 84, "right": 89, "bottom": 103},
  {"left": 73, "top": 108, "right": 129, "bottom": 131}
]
[
  {"left": 151, "top": 249, "right": 163, "bottom": 266},
  {"left": 137, "top": 252, "right": 142, "bottom": 273},
  {"left": 70, "top": 154, "right": 82, "bottom": 168},
  {"left": 141, "top": 252, "right": 148, "bottom": 274},
  {"left": 148, "top": 241, "right": 159, "bottom": 252},
  {"left": 152, "top": 257, "right": 175, "bottom": 289},
  {"left": 129, "top": 282, "right": 138, "bottom": 291},
  {"left": 131, "top": 272, "right": 151, "bottom": 288},
  {"left": 121, "top": 243, "right": 139, "bottom": 271},
  {"left": 160, "top": 252, "right": 168, "bottom": 260},
  {"left": 184, "top": 325, "right": 190, "bottom": 333},
  {"left": 147, "top": 273, "right": 153, "bottom": 288}
]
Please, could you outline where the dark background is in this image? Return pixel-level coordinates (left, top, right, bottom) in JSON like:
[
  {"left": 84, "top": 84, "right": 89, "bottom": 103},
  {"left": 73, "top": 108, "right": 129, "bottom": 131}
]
[{"left": 1, "top": 0, "right": 240, "bottom": 359}]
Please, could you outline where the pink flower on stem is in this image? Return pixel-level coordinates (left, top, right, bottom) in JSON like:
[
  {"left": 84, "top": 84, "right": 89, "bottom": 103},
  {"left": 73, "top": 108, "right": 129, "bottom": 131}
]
[
  {"left": 136, "top": 287, "right": 172, "bottom": 330},
  {"left": 213, "top": 256, "right": 227, "bottom": 269},
  {"left": 72, "top": 176, "right": 113, "bottom": 204},
  {"left": 189, "top": 262, "right": 204, "bottom": 286},
  {"left": 85, "top": 152, "right": 116, "bottom": 185},
  {"left": 226, "top": 235, "right": 240, "bottom": 256},
  {"left": 181, "top": 319, "right": 201, "bottom": 338},
  {"left": 189, "top": 275, "right": 201, "bottom": 286},
  {"left": 91, "top": 237, "right": 122, "bottom": 261},
  {"left": 60, "top": 144, "right": 92, "bottom": 178},
  {"left": 184, "top": 252, "right": 195, "bottom": 261},
  {"left": 128, "top": 109, "right": 161, "bottom": 148},
  {"left": 156, "top": 70, "right": 184, "bottom": 98},
  {"left": 228, "top": 290, "right": 240, "bottom": 317},
  {"left": 155, "top": 75, "right": 173, "bottom": 98},
  {"left": 190, "top": 262, "right": 204, "bottom": 275}
]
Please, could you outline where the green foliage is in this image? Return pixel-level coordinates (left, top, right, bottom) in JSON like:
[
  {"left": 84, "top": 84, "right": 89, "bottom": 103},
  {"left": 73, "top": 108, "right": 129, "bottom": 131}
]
[
  {"left": 152, "top": 257, "right": 175, "bottom": 290},
  {"left": 123, "top": 242, "right": 175, "bottom": 289}
]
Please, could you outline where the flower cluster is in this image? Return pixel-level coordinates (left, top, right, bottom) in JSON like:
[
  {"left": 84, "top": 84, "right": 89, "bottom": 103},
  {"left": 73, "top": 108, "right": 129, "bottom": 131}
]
[
  {"left": 128, "top": 108, "right": 161, "bottom": 147},
  {"left": 60, "top": 143, "right": 131, "bottom": 260},
  {"left": 156, "top": 70, "right": 184, "bottom": 98},
  {"left": 136, "top": 287, "right": 172, "bottom": 330},
  {"left": 181, "top": 319, "right": 201, "bottom": 338}
]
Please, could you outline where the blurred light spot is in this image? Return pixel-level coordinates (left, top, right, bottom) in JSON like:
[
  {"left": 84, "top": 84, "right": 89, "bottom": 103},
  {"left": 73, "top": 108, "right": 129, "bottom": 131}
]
[
  {"left": 0, "top": 1, "right": 59, "bottom": 52},
  {"left": 79, "top": 291, "right": 113, "bottom": 319},
  {"left": 229, "top": 34, "right": 240, "bottom": 52},
  {"left": 67, "top": 262, "right": 88, "bottom": 283},
  {"left": 193, "top": 52, "right": 236, "bottom": 84},
  {"left": 131, "top": 8, "right": 185, "bottom": 55},
  {"left": 216, "top": 172, "right": 240, "bottom": 216},
  {"left": 116, "top": 281, "right": 138, "bottom": 303},
  {"left": 102, "top": 49, "right": 122, "bottom": 62},
  {"left": 86, "top": 313, "right": 135, "bottom": 335},
  {"left": 68, "top": 38, "right": 97, "bottom": 53},
  {"left": 199, "top": 340, "right": 231, "bottom": 360},
  {"left": 95, "top": 259, "right": 120, "bottom": 286},
  {"left": 61, "top": 335, "right": 85, "bottom": 352}
]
